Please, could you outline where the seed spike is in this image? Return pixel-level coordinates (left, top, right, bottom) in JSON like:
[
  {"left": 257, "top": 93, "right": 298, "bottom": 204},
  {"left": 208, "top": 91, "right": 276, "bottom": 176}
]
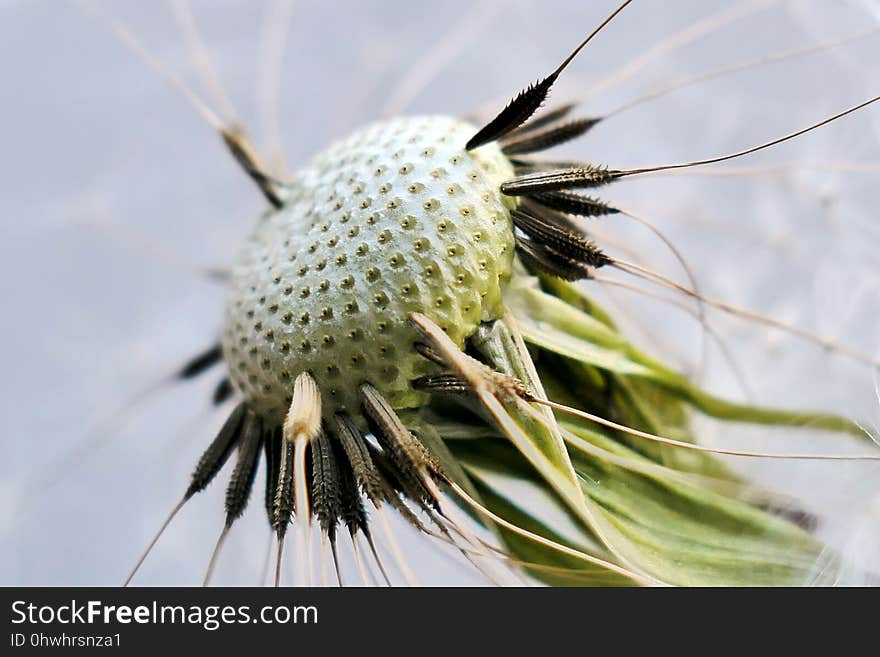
[
  {"left": 330, "top": 440, "right": 367, "bottom": 586},
  {"left": 500, "top": 117, "right": 602, "bottom": 156},
  {"left": 413, "top": 342, "right": 448, "bottom": 367},
  {"left": 511, "top": 206, "right": 610, "bottom": 268},
  {"left": 410, "top": 315, "right": 534, "bottom": 406},
  {"left": 361, "top": 383, "right": 444, "bottom": 477},
  {"left": 519, "top": 198, "right": 583, "bottom": 232},
  {"left": 310, "top": 432, "right": 343, "bottom": 541},
  {"left": 516, "top": 235, "right": 593, "bottom": 281},
  {"left": 204, "top": 266, "right": 231, "bottom": 282},
  {"left": 220, "top": 126, "right": 289, "bottom": 208},
  {"left": 411, "top": 372, "right": 472, "bottom": 395},
  {"left": 177, "top": 344, "right": 223, "bottom": 380},
  {"left": 511, "top": 158, "right": 587, "bottom": 172},
  {"left": 186, "top": 402, "right": 248, "bottom": 498},
  {"left": 465, "top": 0, "right": 634, "bottom": 150},
  {"left": 212, "top": 378, "right": 234, "bottom": 405},
  {"left": 528, "top": 190, "right": 620, "bottom": 217},
  {"left": 515, "top": 221, "right": 602, "bottom": 281},
  {"left": 505, "top": 102, "right": 577, "bottom": 137},
  {"left": 202, "top": 411, "right": 264, "bottom": 587},
  {"left": 272, "top": 439, "right": 294, "bottom": 587},
  {"left": 465, "top": 78, "right": 557, "bottom": 152},
  {"left": 223, "top": 412, "right": 264, "bottom": 524},
  {"left": 360, "top": 441, "right": 429, "bottom": 532},
  {"left": 330, "top": 413, "right": 388, "bottom": 505},
  {"left": 263, "top": 426, "right": 281, "bottom": 525},
  {"left": 512, "top": 95, "right": 880, "bottom": 192},
  {"left": 365, "top": 444, "right": 431, "bottom": 531},
  {"left": 501, "top": 164, "right": 618, "bottom": 195},
  {"left": 272, "top": 440, "right": 295, "bottom": 533},
  {"left": 335, "top": 450, "right": 369, "bottom": 536},
  {"left": 364, "top": 438, "right": 432, "bottom": 511},
  {"left": 360, "top": 384, "right": 445, "bottom": 510}
]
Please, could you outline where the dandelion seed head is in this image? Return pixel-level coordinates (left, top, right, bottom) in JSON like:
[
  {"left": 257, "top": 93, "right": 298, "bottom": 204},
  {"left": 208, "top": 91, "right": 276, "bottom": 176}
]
[
  {"left": 223, "top": 116, "right": 516, "bottom": 422},
  {"left": 9, "top": 0, "right": 880, "bottom": 587}
]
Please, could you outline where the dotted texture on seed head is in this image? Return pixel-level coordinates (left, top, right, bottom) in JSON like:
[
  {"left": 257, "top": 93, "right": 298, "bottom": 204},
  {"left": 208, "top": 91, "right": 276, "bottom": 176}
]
[{"left": 223, "top": 116, "right": 517, "bottom": 422}]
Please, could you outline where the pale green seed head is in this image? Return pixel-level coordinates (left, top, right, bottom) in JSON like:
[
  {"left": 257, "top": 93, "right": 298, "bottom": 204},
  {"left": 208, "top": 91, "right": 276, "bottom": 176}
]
[{"left": 222, "top": 116, "right": 516, "bottom": 422}]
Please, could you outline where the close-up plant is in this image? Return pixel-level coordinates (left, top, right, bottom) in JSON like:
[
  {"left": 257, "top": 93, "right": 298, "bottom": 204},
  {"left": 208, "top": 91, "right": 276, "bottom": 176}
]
[{"left": 4, "top": 0, "right": 880, "bottom": 588}]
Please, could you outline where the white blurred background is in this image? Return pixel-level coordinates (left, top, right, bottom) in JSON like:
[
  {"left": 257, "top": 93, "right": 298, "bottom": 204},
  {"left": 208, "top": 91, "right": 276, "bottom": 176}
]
[{"left": 2, "top": 0, "right": 880, "bottom": 585}]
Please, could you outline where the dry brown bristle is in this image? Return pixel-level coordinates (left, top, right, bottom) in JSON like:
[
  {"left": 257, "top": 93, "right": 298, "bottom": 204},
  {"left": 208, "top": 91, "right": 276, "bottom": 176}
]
[
  {"left": 412, "top": 372, "right": 472, "bottom": 395},
  {"left": 220, "top": 126, "right": 288, "bottom": 208},
  {"left": 466, "top": 0, "right": 634, "bottom": 149},
  {"left": 511, "top": 207, "right": 610, "bottom": 269},
  {"left": 212, "top": 378, "right": 234, "bottom": 406},
  {"left": 331, "top": 413, "right": 388, "bottom": 506},
  {"left": 505, "top": 102, "right": 578, "bottom": 136},
  {"left": 310, "top": 431, "right": 343, "bottom": 540},
  {"left": 272, "top": 441, "right": 295, "bottom": 535},
  {"left": 501, "top": 164, "right": 619, "bottom": 195}
]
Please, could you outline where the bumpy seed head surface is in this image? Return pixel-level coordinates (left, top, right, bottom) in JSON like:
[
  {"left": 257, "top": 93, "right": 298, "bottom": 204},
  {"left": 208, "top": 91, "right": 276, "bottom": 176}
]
[{"left": 222, "top": 116, "right": 516, "bottom": 423}]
